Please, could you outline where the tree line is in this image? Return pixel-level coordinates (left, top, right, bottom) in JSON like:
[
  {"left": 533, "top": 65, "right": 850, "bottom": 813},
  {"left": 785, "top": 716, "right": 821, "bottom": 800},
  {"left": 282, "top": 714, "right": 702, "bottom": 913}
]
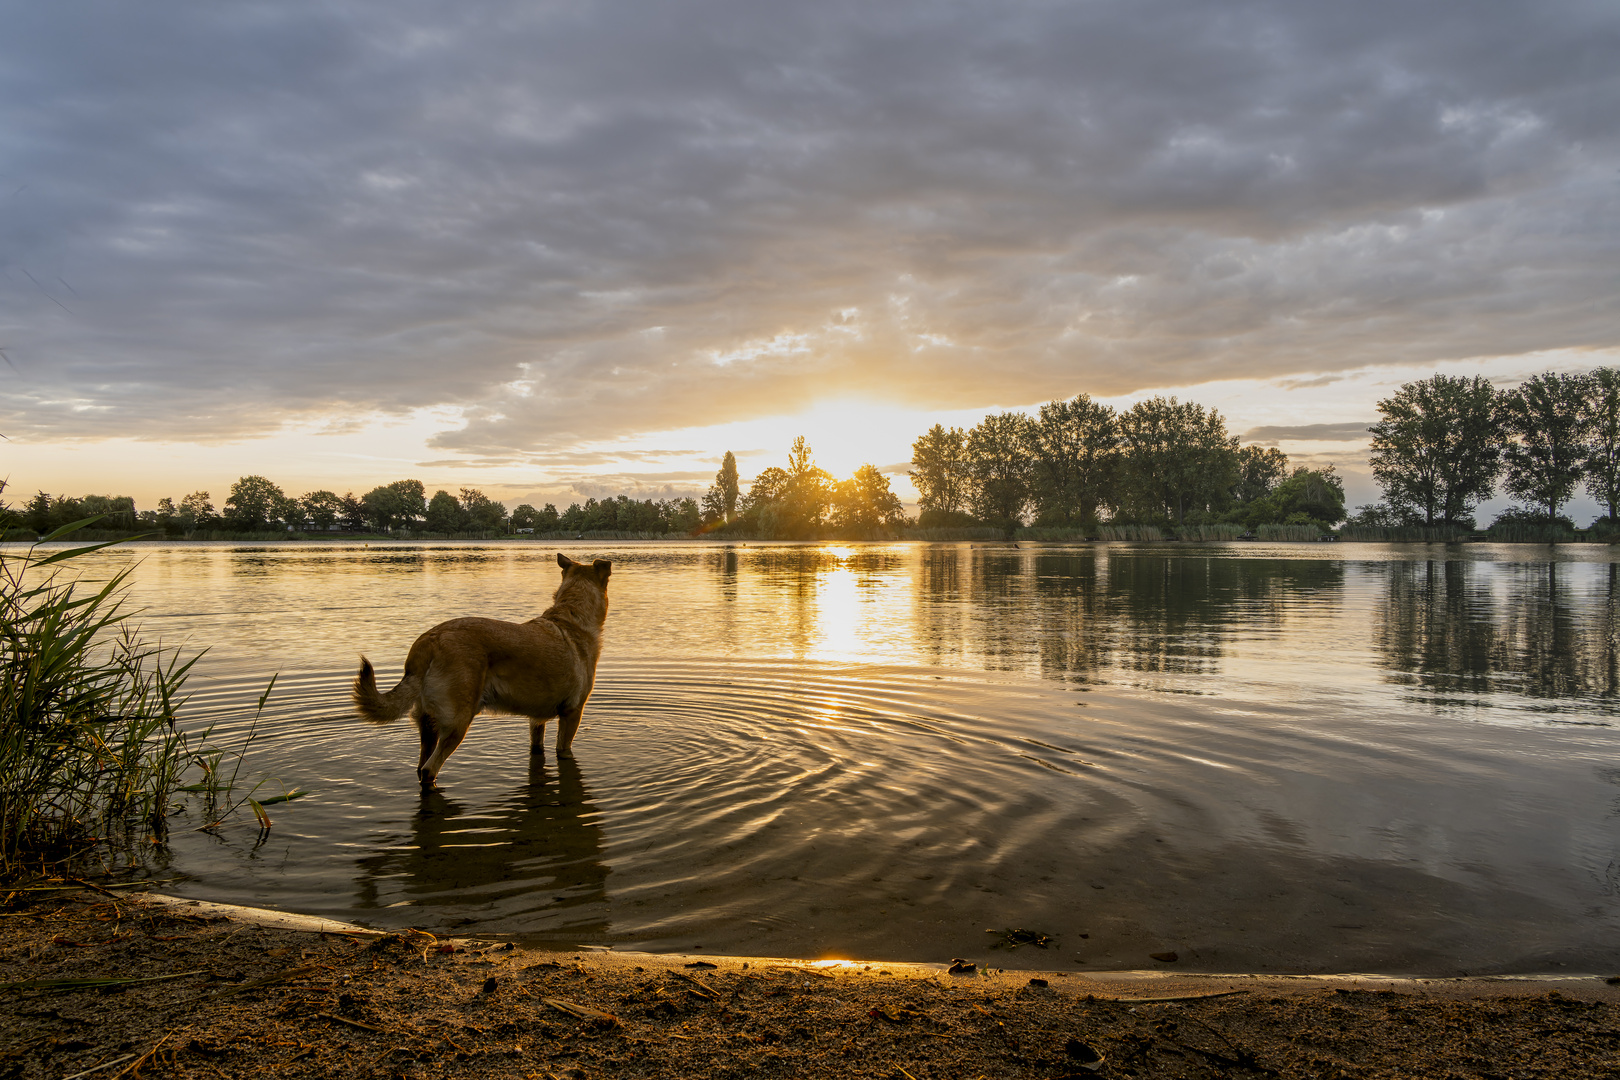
[
  {"left": 16, "top": 478, "right": 518, "bottom": 537},
  {"left": 903, "top": 395, "right": 1344, "bottom": 535},
  {"left": 14, "top": 366, "right": 1613, "bottom": 543},
  {"left": 1354, "top": 368, "right": 1620, "bottom": 533},
  {"left": 11, "top": 475, "right": 708, "bottom": 539},
  {"left": 698, "top": 441, "right": 908, "bottom": 539}
]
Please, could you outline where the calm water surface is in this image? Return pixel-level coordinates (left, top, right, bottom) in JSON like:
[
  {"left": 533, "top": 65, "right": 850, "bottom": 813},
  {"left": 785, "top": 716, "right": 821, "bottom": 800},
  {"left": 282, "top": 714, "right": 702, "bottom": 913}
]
[{"left": 73, "top": 541, "right": 1620, "bottom": 974}]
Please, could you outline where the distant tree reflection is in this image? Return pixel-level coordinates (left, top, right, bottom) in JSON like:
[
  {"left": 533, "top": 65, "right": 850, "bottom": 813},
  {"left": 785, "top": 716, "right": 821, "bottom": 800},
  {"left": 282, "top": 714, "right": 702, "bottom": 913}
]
[
  {"left": 913, "top": 547, "right": 1345, "bottom": 686},
  {"left": 1376, "top": 558, "right": 1620, "bottom": 711}
]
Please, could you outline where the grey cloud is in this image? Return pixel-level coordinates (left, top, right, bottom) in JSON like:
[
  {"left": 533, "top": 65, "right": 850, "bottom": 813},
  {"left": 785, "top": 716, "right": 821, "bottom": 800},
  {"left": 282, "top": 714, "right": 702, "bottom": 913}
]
[
  {"left": 1242, "top": 423, "right": 1373, "bottom": 443},
  {"left": 2, "top": 1, "right": 1616, "bottom": 451}
]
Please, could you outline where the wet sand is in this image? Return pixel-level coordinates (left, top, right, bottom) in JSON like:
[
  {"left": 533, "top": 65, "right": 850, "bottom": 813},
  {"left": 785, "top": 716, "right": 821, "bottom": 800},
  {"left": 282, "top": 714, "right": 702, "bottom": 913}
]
[{"left": 3, "top": 885, "right": 1618, "bottom": 1079}]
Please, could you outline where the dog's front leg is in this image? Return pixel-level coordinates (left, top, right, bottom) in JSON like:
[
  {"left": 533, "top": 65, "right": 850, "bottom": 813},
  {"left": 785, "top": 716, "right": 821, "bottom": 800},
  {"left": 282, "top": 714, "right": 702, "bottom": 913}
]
[
  {"left": 528, "top": 716, "right": 549, "bottom": 755},
  {"left": 556, "top": 702, "right": 585, "bottom": 755}
]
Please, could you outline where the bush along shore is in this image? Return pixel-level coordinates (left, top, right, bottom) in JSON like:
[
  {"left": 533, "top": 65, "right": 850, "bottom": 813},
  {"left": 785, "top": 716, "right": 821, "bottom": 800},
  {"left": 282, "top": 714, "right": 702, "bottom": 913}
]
[
  {"left": 2, "top": 886, "right": 1618, "bottom": 1080},
  {"left": 0, "top": 519, "right": 292, "bottom": 880}
]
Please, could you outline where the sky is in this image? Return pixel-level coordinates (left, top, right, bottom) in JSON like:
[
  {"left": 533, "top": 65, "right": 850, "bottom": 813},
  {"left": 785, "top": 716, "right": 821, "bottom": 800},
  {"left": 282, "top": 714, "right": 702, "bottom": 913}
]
[{"left": 3, "top": 1, "right": 1618, "bottom": 520}]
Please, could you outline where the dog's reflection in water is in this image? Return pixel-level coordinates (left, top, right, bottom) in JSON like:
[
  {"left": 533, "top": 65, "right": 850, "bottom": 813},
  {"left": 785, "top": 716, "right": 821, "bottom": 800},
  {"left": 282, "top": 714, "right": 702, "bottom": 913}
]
[{"left": 355, "top": 754, "right": 609, "bottom": 940}]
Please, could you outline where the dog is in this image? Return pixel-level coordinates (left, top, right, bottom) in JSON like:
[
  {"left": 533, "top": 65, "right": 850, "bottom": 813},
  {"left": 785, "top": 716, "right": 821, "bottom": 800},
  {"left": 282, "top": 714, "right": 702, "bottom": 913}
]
[{"left": 351, "top": 553, "right": 611, "bottom": 788}]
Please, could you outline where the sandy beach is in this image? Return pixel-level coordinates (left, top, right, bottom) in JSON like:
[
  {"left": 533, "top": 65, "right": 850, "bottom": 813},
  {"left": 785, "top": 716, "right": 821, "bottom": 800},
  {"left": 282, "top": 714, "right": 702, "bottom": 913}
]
[{"left": 3, "top": 883, "right": 1617, "bottom": 1079}]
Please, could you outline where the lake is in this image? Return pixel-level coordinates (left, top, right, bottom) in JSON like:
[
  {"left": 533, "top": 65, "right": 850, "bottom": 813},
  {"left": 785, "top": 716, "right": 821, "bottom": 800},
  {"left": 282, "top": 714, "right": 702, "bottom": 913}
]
[{"left": 83, "top": 540, "right": 1620, "bottom": 974}]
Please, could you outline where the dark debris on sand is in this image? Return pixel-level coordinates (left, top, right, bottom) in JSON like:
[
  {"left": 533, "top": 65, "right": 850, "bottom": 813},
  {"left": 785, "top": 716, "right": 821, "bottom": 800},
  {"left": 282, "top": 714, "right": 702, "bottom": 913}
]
[{"left": 3, "top": 886, "right": 1619, "bottom": 1079}]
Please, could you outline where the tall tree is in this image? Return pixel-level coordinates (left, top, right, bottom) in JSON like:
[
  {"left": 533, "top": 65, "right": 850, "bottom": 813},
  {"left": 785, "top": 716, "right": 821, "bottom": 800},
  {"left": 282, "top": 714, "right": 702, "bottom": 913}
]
[
  {"left": 740, "top": 467, "right": 789, "bottom": 514},
  {"left": 301, "top": 490, "right": 344, "bottom": 531},
  {"left": 224, "top": 475, "right": 286, "bottom": 530},
  {"left": 909, "top": 424, "right": 971, "bottom": 519},
  {"left": 966, "top": 412, "right": 1036, "bottom": 531},
  {"left": 338, "top": 492, "right": 366, "bottom": 531},
  {"left": 716, "top": 451, "right": 740, "bottom": 523},
  {"left": 361, "top": 485, "right": 404, "bottom": 531},
  {"left": 178, "top": 491, "right": 215, "bottom": 531},
  {"left": 777, "top": 436, "right": 834, "bottom": 538},
  {"left": 426, "top": 489, "right": 465, "bottom": 533},
  {"left": 700, "top": 487, "right": 726, "bottom": 525},
  {"left": 460, "top": 488, "right": 508, "bottom": 532},
  {"left": 1118, "top": 397, "right": 1238, "bottom": 526},
  {"left": 1026, "top": 395, "right": 1121, "bottom": 527},
  {"left": 1500, "top": 370, "right": 1593, "bottom": 528},
  {"left": 1584, "top": 367, "right": 1620, "bottom": 524},
  {"left": 387, "top": 479, "right": 427, "bottom": 527},
  {"left": 1368, "top": 374, "right": 1501, "bottom": 527},
  {"left": 830, "top": 464, "right": 907, "bottom": 535},
  {"left": 1233, "top": 446, "right": 1289, "bottom": 504}
]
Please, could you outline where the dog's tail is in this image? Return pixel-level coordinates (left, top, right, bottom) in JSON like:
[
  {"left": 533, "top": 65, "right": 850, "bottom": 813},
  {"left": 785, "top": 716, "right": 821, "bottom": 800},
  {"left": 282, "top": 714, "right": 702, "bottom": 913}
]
[{"left": 351, "top": 656, "right": 421, "bottom": 725}]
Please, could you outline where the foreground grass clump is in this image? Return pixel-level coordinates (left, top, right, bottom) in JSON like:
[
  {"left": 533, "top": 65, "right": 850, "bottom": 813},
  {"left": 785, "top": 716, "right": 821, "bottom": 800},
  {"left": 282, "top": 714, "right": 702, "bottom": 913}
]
[{"left": 0, "top": 520, "right": 269, "bottom": 876}]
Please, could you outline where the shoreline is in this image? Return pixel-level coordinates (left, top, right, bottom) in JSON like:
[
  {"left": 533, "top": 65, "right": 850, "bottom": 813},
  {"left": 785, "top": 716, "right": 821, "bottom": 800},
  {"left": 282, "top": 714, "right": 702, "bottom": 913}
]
[
  {"left": 140, "top": 893, "right": 1620, "bottom": 997},
  {"left": 5, "top": 886, "right": 1617, "bottom": 1079}
]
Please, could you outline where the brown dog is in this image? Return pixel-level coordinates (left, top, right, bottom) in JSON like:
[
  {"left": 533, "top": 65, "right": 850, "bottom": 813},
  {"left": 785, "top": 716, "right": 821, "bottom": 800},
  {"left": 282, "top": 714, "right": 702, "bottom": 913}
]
[{"left": 351, "top": 553, "right": 611, "bottom": 787}]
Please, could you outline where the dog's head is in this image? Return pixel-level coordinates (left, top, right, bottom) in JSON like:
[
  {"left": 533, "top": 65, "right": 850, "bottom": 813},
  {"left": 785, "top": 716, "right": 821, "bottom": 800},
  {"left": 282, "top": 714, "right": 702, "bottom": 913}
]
[{"left": 556, "top": 552, "right": 611, "bottom": 586}]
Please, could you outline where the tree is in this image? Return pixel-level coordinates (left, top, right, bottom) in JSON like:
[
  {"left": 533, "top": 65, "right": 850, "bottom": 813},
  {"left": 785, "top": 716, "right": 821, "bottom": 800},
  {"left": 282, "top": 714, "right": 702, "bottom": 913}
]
[
  {"left": 909, "top": 424, "right": 971, "bottom": 519},
  {"left": 301, "top": 490, "right": 345, "bottom": 530},
  {"left": 776, "top": 436, "right": 835, "bottom": 538},
  {"left": 740, "top": 467, "right": 789, "bottom": 515},
  {"left": 700, "top": 487, "right": 726, "bottom": 526},
  {"left": 670, "top": 496, "right": 701, "bottom": 534},
  {"left": 22, "top": 492, "right": 54, "bottom": 534},
  {"left": 426, "top": 489, "right": 465, "bottom": 533},
  {"left": 715, "top": 452, "right": 739, "bottom": 523},
  {"left": 966, "top": 412, "right": 1035, "bottom": 531},
  {"left": 178, "top": 491, "right": 215, "bottom": 531},
  {"left": 1026, "top": 395, "right": 1120, "bottom": 527},
  {"left": 1233, "top": 446, "right": 1289, "bottom": 505},
  {"left": 388, "top": 480, "right": 427, "bottom": 527},
  {"left": 1117, "top": 397, "right": 1238, "bottom": 526},
  {"left": 830, "top": 464, "right": 907, "bottom": 535},
  {"left": 361, "top": 486, "right": 403, "bottom": 531},
  {"left": 1500, "top": 370, "right": 1593, "bottom": 528},
  {"left": 1246, "top": 466, "right": 1347, "bottom": 529},
  {"left": 1584, "top": 367, "right": 1620, "bottom": 524},
  {"left": 338, "top": 492, "right": 366, "bottom": 531},
  {"left": 1368, "top": 374, "right": 1501, "bottom": 527},
  {"left": 460, "top": 488, "right": 507, "bottom": 532},
  {"left": 225, "top": 476, "right": 286, "bottom": 531},
  {"left": 511, "top": 504, "right": 540, "bottom": 531},
  {"left": 361, "top": 479, "right": 428, "bottom": 531}
]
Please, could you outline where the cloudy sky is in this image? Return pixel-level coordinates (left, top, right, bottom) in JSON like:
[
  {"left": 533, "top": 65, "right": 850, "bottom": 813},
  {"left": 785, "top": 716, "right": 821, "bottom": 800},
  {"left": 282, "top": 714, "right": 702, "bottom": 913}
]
[{"left": 3, "top": 0, "right": 1617, "bottom": 514}]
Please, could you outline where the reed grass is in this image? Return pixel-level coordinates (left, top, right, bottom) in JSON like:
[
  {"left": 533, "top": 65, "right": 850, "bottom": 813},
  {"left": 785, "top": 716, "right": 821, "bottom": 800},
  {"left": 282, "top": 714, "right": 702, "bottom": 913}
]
[
  {"left": 901, "top": 526, "right": 1005, "bottom": 541},
  {"left": 1485, "top": 522, "right": 1578, "bottom": 544},
  {"left": 1336, "top": 524, "right": 1473, "bottom": 542},
  {"left": 1255, "top": 523, "right": 1325, "bottom": 541},
  {"left": 1093, "top": 524, "right": 1164, "bottom": 541},
  {"left": 0, "top": 519, "right": 280, "bottom": 876},
  {"left": 1175, "top": 524, "right": 1246, "bottom": 541}
]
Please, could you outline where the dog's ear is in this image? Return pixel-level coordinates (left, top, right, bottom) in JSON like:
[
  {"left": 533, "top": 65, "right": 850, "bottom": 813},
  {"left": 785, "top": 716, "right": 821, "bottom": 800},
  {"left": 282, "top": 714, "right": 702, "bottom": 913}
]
[
  {"left": 557, "top": 552, "right": 572, "bottom": 570},
  {"left": 593, "top": 558, "right": 612, "bottom": 579}
]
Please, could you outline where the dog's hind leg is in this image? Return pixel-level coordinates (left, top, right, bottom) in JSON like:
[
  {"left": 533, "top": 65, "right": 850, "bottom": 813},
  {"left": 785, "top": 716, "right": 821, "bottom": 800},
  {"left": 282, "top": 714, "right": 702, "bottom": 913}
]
[
  {"left": 418, "top": 711, "right": 473, "bottom": 788},
  {"left": 415, "top": 713, "right": 437, "bottom": 777},
  {"left": 527, "top": 716, "right": 549, "bottom": 755}
]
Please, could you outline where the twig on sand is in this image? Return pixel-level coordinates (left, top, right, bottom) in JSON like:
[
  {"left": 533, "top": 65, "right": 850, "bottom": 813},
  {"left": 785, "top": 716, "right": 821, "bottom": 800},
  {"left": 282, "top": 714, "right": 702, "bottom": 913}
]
[
  {"left": 1109, "top": 990, "right": 1250, "bottom": 1004},
  {"left": 314, "top": 1011, "right": 387, "bottom": 1033}
]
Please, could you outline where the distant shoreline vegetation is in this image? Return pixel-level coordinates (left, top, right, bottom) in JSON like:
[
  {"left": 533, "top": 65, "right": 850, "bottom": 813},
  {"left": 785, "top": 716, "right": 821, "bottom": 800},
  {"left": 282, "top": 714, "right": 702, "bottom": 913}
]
[{"left": 8, "top": 368, "right": 1620, "bottom": 544}]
